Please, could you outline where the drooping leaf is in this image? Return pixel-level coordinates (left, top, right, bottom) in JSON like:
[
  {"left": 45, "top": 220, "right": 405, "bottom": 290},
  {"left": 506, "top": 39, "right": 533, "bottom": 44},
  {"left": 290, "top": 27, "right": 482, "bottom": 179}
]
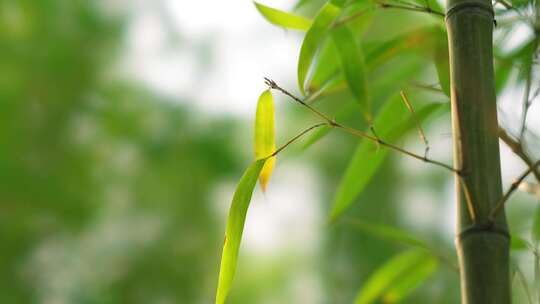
[
  {"left": 297, "top": 2, "right": 341, "bottom": 95},
  {"left": 215, "top": 159, "right": 266, "bottom": 304},
  {"left": 343, "top": 218, "right": 428, "bottom": 249},
  {"left": 331, "top": 25, "right": 370, "bottom": 120},
  {"left": 494, "top": 55, "right": 513, "bottom": 94},
  {"left": 510, "top": 234, "right": 529, "bottom": 251},
  {"left": 532, "top": 206, "right": 540, "bottom": 245},
  {"left": 512, "top": 265, "right": 534, "bottom": 304},
  {"left": 354, "top": 249, "right": 435, "bottom": 304},
  {"left": 382, "top": 256, "right": 438, "bottom": 303},
  {"left": 254, "top": 90, "right": 276, "bottom": 191},
  {"left": 305, "top": 2, "right": 374, "bottom": 94},
  {"left": 535, "top": 255, "right": 540, "bottom": 304},
  {"left": 306, "top": 40, "right": 342, "bottom": 94},
  {"left": 433, "top": 28, "right": 450, "bottom": 97},
  {"left": 254, "top": 2, "right": 312, "bottom": 31},
  {"left": 364, "top": 27, "right": 434, "bottom": 70},
  {"left": 329, "top": 98, "right": 446, "bottom": 221}
]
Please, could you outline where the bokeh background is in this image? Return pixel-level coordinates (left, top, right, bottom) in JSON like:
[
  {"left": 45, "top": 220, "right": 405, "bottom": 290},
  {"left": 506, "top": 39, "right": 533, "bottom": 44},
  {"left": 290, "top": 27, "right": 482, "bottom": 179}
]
[{"left": 1, "top": 0, "right": 539, "bottom": 303}]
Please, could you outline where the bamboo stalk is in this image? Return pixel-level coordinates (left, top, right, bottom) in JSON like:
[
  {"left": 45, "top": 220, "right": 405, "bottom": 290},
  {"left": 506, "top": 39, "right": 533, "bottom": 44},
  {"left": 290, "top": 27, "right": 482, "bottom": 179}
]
[{"left": 445, "top": 0, "right": 511, "bottom": 302}]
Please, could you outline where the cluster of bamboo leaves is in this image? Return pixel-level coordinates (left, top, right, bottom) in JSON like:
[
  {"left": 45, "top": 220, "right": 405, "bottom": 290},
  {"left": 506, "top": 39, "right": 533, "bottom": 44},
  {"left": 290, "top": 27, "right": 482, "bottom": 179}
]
[{"left": 216, "top": 0, "right": 540, "bottom": 303}]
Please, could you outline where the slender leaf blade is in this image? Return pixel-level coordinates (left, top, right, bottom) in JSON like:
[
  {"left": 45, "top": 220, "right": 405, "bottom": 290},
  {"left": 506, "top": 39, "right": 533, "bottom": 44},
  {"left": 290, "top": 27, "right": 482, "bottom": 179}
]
[
  {"left": 512, "top": 265, "right": 534, "bottom": 304},
  {"left": 254, "top": 90, "right": 276, "bottom": 191},
  {"left": 532, "top": 206, "right": 540, "bottom": 244},
  {"left": 297, "top": 2, "right": 341, "bottom": 95},
  {"left": 215, "top": 159, "right": 266, "bottom": 304},
  {"left": 254, "top": 2, "right": 312, "bottom": 31},
  {"left": 434, "top": 29, "right": 450, "bottom": 97},
  {"left": 510, "top": 234, "right": 528, "bottom": 251},
  {"left": 354, "top": 250, "right": 430, "bottom": 304},
  {"left": 383, "top": 257, "right": 438, "bottom": 303},
  {"left": 331, "top": 25, "right": 370, "bottom": 119},
  {"left": 343, "top": 218, "right": 428, "bottom": 249}
]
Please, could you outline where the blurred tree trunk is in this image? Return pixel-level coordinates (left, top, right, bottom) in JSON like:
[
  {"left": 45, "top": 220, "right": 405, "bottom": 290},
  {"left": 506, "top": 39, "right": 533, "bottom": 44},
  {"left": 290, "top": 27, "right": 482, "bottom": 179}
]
[{"left": 445, "top": 0, "right": 511, "bottom": 303}]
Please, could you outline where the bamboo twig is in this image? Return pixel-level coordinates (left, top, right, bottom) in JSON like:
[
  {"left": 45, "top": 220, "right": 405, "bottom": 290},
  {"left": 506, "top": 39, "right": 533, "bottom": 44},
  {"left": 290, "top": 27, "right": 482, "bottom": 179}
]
[
  {"left": 264, "top": 78, "right": 458, "bottom": 173},
  {"left": 498, "top": 126, "right": 540, "bottom": 182},
  {"left": 488, "top": 160, "right": 540, "bottom": 222},
  {"left": 270, "top": 123, "right": 329, "bottom": 157},
  {"left": 377, "top": 1, "right": 445, "bottom": 17},
  {"left": 400, "top": 90, "right": 430, "bottom": 158}
]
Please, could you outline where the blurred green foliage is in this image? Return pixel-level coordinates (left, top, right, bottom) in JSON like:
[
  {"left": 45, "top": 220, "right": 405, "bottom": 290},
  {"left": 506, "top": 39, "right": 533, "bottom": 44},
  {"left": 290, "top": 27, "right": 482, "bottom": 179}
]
[{"left": 0, "top": 1, "right": 242, "bottom": 303}]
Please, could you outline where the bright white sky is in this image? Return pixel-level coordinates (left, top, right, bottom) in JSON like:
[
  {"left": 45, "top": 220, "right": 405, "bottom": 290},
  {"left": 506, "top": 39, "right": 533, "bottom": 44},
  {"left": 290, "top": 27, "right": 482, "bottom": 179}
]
[{"left": 122, "top": 0, "right": 301, "bottom": 117}]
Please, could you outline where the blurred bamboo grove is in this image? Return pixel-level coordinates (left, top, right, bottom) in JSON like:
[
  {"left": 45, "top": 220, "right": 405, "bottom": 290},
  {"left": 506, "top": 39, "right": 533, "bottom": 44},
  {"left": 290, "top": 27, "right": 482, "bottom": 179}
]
[
  {"left": 0, "top": 1, "right": 244, "bottom": 303},
  {"left": 0, "top": 0, "right": 538, "bottom": 303}
]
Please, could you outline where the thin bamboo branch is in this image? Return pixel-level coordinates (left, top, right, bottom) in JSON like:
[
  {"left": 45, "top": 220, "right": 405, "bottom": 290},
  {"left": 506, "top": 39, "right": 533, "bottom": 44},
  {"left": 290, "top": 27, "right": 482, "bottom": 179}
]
[
  {"left": 270, "top": 123, "right": 329, "bottom": 157},
  {"left": 400, "top": 90, "right": 430, "bottom": 157},
  {"left": 377, "top": 1, "right": 445, "bottom": 17},
  {"left": 498, "top": 126, "right": 540, "bottom": 182},
  {"left": 489, "top": 160, "right": 540, "bottom": 222},
  {"left": 264, "top": 78, "right": 458, "bottom": 173}
]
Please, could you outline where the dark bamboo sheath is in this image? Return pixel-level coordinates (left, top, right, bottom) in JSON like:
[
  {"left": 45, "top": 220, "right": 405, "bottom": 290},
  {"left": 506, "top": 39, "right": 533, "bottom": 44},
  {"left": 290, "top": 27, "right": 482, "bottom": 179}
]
[{"left": 446, "top": 0, "right": 511, "bottom": 303}]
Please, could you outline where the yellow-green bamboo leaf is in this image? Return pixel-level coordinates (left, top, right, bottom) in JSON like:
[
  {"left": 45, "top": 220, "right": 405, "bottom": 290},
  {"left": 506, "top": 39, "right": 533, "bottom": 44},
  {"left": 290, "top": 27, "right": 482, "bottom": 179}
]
[
  {"left": 215, "top": 159, "right": 266, "bottom": 304},
  {"left": 254, "top": 90, "right": 276, "bottom": 191},
  {"left": 254, "top": 2, "right": 312, "bottom": 31}
]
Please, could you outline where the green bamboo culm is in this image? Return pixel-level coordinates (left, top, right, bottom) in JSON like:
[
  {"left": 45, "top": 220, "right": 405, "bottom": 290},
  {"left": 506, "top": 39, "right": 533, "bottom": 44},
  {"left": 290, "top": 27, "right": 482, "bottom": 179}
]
[{"left": 445, "top": 0, "right": 511, "bottom": 303}]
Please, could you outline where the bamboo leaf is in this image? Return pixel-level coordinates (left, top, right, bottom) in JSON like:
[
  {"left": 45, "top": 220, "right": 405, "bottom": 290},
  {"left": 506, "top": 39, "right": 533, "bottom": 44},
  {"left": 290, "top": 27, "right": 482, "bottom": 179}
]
[
  {"left": 254, "top": 2, "right": 312, "bottom": 31},
  {"left": 512, "top": 265, "right": 534, "bottom": 304},
  {"left": 306, "top": 2, "right": 373, "bottom": 94},
  {"left": 306, "top": 40, "right": 342, "bottom": 94},
  {"left": 510, "top": 234, "right": 528, "bottom": 251},
  {"left": 297, "top": 2, "right": 341, "bottom": 95},
  {"left": 434, "top": 30, "right": 450, "bottom": 97},
  {"left": 354, "top": 250, "right": 433, "bottom": 304},
  {"left": 331, "top": 25, "right": 370, "bottom": 120},
  {"left": 254, "top": 90, "right": 276, "bottom": 191},
  {"left": 343, "top": 218, "right": 428, "bottom": 249},
  {"left": 532, "top": 206, "right": 540, "bottom": 245},
  {"left": 215, "top": 159, "right": 266, "bottom": 304},
  {"left": 382, "top": 257, "right": 438, "bottom": 303},
  {"left": 329, "top": 98, "right": 445, "bottom": 221}
]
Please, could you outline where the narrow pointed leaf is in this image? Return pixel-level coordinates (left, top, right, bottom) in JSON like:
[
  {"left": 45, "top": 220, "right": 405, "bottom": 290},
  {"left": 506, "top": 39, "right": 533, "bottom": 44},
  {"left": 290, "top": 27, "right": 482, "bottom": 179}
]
[
  {"left": 254, "top": 2, "right": 312, "bottom": 31},
  {"left": 331, "top": 25, "right": 370, "bottom": 120},
  {"left": 254, "top": 90, "right": 276, "bottom": 191},
  {"left": 306, "top": 40, "right": 341, "bottom": 94},
  {"left": 354, "top": 250, "right": 432, "bottom": 304},
  {"left": 510, "top": 234, "right": 528, "bottom": 251},
  {"left": 215, "top": 159, "right": 266, "bottom": 304},
  {"left": 434, "top": 29, "right": 450, "bottom": 97},
  {"left": 297, "top": 2, "right": 341, "bottom": 95},
  {"left": 343, "top": 218, "right": 428, "bottom": 249},
  {"left": 512, "top": 265, "right": 534, "bottom": 304},
  {"left": 306, "top": 3, "right": 373, "bottom": 94},
  {"left": 532, "top": 206, "right": 540, "bottom": 245},
  {"left": 382, "top": 257, "right": 438, "bottom": 303},
  {"left": 329, "top": 98, "right": 446, "bottom": 221}
]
